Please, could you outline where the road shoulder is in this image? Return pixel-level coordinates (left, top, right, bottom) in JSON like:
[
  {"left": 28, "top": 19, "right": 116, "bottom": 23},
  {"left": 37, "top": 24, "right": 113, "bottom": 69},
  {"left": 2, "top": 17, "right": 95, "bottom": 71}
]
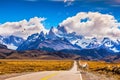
[
  {"left": 81, "top": 70, "right": 115, "bottom": 80},
  {"left": 0, "top": 72, "right": 32, "bottom": 80}
]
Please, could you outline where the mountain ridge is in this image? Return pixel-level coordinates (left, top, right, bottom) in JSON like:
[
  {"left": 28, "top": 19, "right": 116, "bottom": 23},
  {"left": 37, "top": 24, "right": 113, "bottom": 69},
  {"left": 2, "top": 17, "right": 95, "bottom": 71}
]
[
  {"left": 0, "top": 25, "right": 120, "bottom": 61},
  {"left": 17, "top": 26, "right": 120, "bottom": 53},
  {"left": 0, "top": 43, "right": 119, "bottom": 62},
  {"left": 0, "top": 35, "right": 24, "bottom": 50}
]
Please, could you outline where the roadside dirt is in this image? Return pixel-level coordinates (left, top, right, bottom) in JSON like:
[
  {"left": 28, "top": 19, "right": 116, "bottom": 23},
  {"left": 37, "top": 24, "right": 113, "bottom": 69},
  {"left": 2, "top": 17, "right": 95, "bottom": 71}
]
[
  {"left": 0, "top": 72, "right": 31, "bottom": 80},
  {"left": 81, "top": 70, "right": 115, "bottom": 80}
]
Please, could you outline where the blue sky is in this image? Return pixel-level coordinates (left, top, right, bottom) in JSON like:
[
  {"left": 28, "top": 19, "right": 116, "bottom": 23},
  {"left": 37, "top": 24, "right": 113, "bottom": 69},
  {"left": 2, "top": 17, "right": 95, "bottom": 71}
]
[{"left": 0, "top": 0, "right": 120, "bottom": 29}]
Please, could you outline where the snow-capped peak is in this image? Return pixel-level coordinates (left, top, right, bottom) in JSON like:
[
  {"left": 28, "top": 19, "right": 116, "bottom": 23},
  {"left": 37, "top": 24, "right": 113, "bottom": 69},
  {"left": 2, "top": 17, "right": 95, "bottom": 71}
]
[
  {"left": 0, "top": 35, "right": 24, "bottom": 50},
  {"left": 15, "top": 25, "right": 120, "bottom": 53}
]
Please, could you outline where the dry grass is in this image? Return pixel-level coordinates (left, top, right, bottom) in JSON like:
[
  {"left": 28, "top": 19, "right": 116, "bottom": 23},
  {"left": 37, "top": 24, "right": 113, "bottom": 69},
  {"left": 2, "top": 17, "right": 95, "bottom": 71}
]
[
  {"left": 78, "top": 60, "right": 120, "bottom": 80},
  {"left": 0, "top": 60, "right": 73, "bottom": 75}
]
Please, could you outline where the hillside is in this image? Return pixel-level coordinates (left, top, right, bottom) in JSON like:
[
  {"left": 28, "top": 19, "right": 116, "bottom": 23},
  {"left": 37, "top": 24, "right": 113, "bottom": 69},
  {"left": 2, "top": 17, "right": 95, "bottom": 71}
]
[{"left": 0, "top": 44, "right": 80, "bottom": 59}]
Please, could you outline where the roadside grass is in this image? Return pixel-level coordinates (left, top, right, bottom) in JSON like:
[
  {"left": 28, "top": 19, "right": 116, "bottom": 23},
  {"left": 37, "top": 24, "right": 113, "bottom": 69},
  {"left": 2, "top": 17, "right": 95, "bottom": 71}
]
[
  {"left": 0, "top": 60, "right": 73, "bottom": 75},
  {"left": 78, "top": 60, "right": 120, "bottom": 80}
]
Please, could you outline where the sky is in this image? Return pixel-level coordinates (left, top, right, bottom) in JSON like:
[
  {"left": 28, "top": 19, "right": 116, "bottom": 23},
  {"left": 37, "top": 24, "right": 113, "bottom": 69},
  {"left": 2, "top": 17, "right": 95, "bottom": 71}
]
[
  {"left": 0, "top": 0, "right": 120, "bottom": 28},
  {"left": 0, "top": 0, "right": 120, "bottom": 39}
]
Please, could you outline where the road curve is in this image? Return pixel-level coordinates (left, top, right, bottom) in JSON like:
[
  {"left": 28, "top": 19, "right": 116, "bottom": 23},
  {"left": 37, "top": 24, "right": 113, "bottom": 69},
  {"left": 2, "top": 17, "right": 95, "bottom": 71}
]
[{"left": 5, "top": 61, "right": 82, "bottom": 80}]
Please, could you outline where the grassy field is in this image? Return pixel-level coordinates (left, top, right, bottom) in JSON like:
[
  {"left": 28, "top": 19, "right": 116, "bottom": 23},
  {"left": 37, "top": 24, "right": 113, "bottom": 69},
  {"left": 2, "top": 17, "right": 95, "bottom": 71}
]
[
  {"left": 0, "top": 60, "right": 73, "bottom": 75},
  {"left": 78, "top": 60, "right": 120, "bottom": 80}
]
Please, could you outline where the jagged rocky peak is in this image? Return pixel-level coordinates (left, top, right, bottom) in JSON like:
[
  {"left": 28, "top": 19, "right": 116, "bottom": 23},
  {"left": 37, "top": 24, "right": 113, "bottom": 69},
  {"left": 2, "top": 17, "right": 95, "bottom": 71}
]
[
  {"left": 57, "top": 25, "right": 67, "bottom": 34},
  {"left": 39, "top": 31, "right": 45, "bottom": 37},
  {"left": 102, "top": 37, "right": 111, "bottom": 43},
  {"left": 49, "top": 26, "right": 56, "bottom": 35},
  {"left": 0, "top": 35, "right": 24, "bottom": 50},
  {"left": 117, "top": 39, "right": 120, "bottom": 44},
  {"left": 46, "top": 26, "right": 58, "bottom": 39},
  {"left": 27, "top": 33, "right": 39, "bottom": 40},
  {"left": 0, "top": 44, "right": 7, "bottom": 49},
  {"left": 91, "top": 37, "right": 97, "bottom": 42}
]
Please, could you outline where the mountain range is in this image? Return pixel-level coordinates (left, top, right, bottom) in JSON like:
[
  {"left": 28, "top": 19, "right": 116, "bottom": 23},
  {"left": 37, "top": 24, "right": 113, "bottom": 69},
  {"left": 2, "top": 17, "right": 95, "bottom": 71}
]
[
  {"left": 0, "top": 44, "right": 80, "bottom": 60},
  {"left": 17, "top": 26, "right": 120, "bottom": 53},
  {"left": 0, "top": 43, "right": 120, "bottom": 62},
  {"left": 0, "top": 25, "right": 120, "bottom": 61}
]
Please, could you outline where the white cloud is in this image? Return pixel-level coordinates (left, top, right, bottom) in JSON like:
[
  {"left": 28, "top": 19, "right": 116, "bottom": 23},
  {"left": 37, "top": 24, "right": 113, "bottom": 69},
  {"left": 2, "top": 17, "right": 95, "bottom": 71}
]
[
  {"left": 0, "top": 17, "right": 48, "bottom": 39},
  {"left": 59, "top": 12, "right": 120, "bottom": 39},
  {"left": 50, "top": 0, "right": 75, "bottom": 6},
  {"left": 64, "top": 0, "right": 75, "bottom": 6},
  {"left": 64, "top": 0, "right": 74, "bottom": 3}
]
